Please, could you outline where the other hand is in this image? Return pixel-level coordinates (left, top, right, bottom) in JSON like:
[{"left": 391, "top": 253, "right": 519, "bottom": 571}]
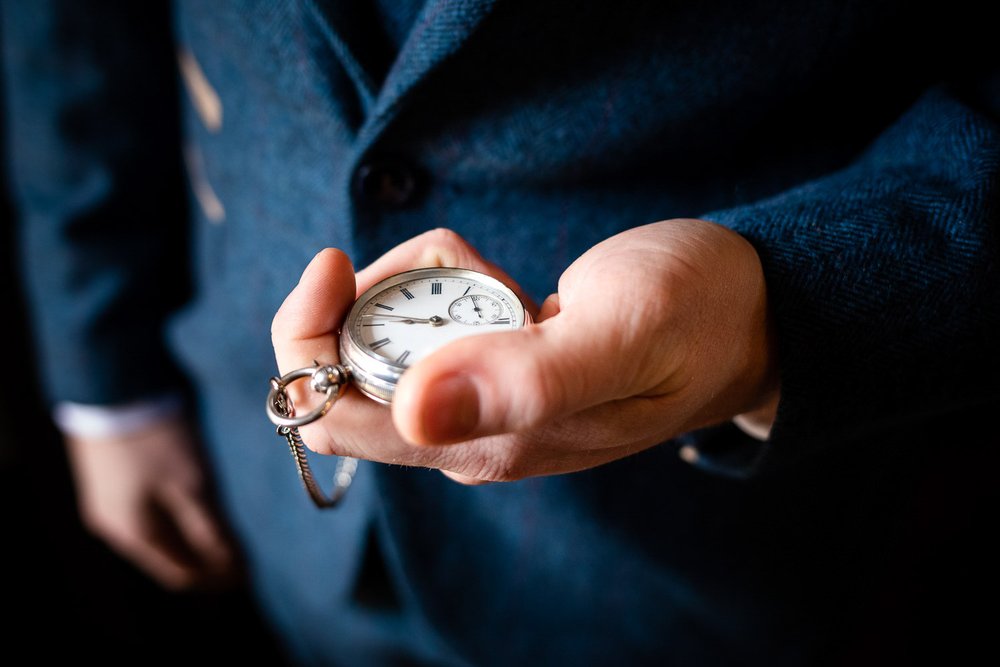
[{"left": 64, "top": 416, "right": 241, "bottom": 589}]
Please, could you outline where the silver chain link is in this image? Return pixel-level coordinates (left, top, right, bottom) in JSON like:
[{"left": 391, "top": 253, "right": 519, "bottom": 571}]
[{"left": 270, "top": 373, "right": 357, "bottom": 509}]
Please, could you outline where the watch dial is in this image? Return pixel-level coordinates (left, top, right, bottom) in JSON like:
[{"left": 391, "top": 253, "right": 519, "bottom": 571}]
[
  {"left": 448, "top": 294, "right": 503, "bottom": 324},
  {"left": 352, "top": 273, "right": 522, "bottom": 368}
]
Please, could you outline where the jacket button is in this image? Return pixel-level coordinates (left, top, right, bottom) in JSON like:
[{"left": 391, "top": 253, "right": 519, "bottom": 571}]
[{"left": 354, "top": 158, "right": 419, "bottom": 207}]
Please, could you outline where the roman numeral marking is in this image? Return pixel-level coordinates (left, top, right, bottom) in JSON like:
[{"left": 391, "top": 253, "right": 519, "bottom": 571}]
[
  {"left": 431, "top": 282, "right": 442, "bottom": 295},
  {"left": 395, "top": 350, "right": 411, "bottom": 365},
  {"left": 370, "top": 337, "right": 391, "bottom": 351},
  {"left": 462, "top": 286, "right": 471, "bottom": 296},
  {"left": 375, "top": 303, "right": 394, "bottom": 311},
  {"left": 400, "top": 287, "right": 415, "bottom": 300},
  {"left": 492, "top": 318, "right": 511, "bottom": 325}
]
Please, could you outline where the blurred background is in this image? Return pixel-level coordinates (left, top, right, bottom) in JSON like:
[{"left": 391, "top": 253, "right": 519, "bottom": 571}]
[{"left": 0, "top": 119, "right": 289, "bottom": 664}]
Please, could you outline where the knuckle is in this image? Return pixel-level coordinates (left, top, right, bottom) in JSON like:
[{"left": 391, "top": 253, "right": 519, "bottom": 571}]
[
  {"left": 428, "top": 442, "right": 500, "bottom": 483},
  {"left": 468, "top": 461, "right": 516, "bottom": 483},
  {"left": 418, "top": 228, "right": 473, "bottom": 268},
  {"left": 462, "top": 438, "right": 530, "bottom": 483},
  {"left": 424, "top": 227, "right": 465, "bottom": 246},
  {"left": 476, "top": 454, "right": 514, "bottom": 482}
]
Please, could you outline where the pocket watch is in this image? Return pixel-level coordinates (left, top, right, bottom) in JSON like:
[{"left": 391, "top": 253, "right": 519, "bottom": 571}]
[{"left": 266, "top": 267, "right": 529, "bottom": 507}]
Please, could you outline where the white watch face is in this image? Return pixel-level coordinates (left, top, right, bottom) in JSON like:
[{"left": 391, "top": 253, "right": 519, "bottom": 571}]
[{"left": 348, "top": 269, "right": 525, "bottom": 369}]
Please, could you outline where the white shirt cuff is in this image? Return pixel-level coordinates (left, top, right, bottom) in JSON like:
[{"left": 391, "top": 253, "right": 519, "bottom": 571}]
[
  {"left": 731, "top": 388, "right": 780, "bottom": 441},
  {"left": 52, "top": 395, "right": 185, "bottom": 439},
  {"left": 732, "top": 413, "right": 773, "bottom": 441}
]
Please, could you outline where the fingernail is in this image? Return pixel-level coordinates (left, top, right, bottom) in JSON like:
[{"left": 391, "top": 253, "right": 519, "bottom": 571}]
[{"left": 422, "top": 374, "right": 479, "bottom": 443}]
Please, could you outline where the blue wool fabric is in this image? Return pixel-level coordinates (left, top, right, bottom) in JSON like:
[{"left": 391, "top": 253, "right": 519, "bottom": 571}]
[{"left": 2, "top": 1, "right": 998, "bottom": 665}]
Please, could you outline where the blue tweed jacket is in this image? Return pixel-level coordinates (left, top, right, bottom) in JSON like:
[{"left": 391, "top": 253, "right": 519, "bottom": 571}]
[{"left": 3, "top": 1, "right": 998, "bottom": 665}]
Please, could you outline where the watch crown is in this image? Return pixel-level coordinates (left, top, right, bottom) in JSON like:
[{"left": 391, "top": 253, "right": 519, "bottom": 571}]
[{"left": 310, "top": 363, "right": 348, "bottom": 394}]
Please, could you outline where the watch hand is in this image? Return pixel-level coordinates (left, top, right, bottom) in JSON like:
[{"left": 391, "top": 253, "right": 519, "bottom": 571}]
[{"left": 362, "top": 314, "right": 445, "bottom": 326}]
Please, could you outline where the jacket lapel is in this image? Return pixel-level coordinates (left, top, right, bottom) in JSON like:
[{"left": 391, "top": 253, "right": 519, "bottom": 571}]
[
  {"left": 369, "top": 0, "right": 498, "bottom": 123},
  {"left": 304, "top": 0, "right": 383, "bottom": 113},
  {"left": 305, "top": 0, "right": 498, "bottom": 135}
]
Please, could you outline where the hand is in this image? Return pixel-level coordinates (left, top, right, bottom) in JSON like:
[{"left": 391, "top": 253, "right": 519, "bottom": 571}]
[
  {"left": 271, "top": 222, "right": 779, "bottom": 484},
  {"left": 64, "top": 416, "right": 241, "bottom": 589}
]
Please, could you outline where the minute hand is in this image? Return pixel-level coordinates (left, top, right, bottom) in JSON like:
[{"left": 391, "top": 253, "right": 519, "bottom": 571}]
[{"left": 362, "top": 313, "right": 445, "bottom": 326}]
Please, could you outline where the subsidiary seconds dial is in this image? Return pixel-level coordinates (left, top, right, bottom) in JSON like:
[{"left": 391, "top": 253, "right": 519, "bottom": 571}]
[{"left": 448, "top": 294, "right": 503, "bottom": 324}]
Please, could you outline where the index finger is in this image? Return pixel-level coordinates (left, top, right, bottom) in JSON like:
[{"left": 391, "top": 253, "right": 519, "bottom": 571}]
[{"left": 355, "top": 228, "right": 538, "bottom": 314}]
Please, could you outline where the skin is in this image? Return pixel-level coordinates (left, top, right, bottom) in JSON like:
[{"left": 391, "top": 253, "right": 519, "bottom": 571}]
[
  {"left": 272, "top": 220, "right": 780, "bottom": 484},
  {"left": 64, "top": 416, "right": 240, "bottom": 589}
]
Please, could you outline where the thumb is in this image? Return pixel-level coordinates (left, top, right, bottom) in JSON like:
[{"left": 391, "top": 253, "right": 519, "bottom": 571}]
[{"left": 392, "top": 306, "right": 639, "bottom": 444}]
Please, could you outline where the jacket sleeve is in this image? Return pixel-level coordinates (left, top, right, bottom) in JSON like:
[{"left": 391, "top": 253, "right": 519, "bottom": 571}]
[
  {"left": 698, "top": 73, "right": 1000, "bottom": 476},
  {"left": 1, "top": 1, "right": 192, "bottom": 405}
]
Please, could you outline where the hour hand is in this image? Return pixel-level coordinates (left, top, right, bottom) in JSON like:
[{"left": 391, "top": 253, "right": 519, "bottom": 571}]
[{"left": 362, "top": 314, "right": 445, "bottom": 326}]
